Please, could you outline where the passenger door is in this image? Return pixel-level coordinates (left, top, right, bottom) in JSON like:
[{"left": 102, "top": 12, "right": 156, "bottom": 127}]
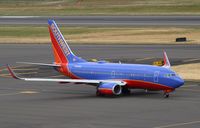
[
  {"left": 111, "top": 71, "right": 115, "bottom": 78},
  {"left": 154, "top": 71, "right": 159, "bottom": 83}
]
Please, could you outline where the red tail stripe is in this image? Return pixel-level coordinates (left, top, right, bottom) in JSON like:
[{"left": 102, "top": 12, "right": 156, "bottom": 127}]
[
  {"left": 49, "top": 26, "right": 81, "bottom": 79},
  {"left": 52, "top": 44, "right": 62, "bottom": 64},
  {"left": 48, "top": 26, "right": 68, "bottom": 63}
]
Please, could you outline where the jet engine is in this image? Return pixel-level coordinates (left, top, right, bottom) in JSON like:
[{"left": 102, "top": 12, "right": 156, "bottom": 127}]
[{"left": 97, "top": 83, "right": 122, "bottom": 96}]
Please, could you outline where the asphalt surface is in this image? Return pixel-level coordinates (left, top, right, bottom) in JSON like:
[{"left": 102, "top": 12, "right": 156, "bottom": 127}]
[
  {"left": 1, "top": 16, "right": 200, "bottom": 26},
  {"left": 0, "top": 44, "right": 200, "bottom": 66},
  {"left": 0, "top": 44, "right": 200, "bottom": 128}
]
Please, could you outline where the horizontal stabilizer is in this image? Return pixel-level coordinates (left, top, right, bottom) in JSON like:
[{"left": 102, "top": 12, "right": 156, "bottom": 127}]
[{"left": 17, "top": 62, "right": 61, "bottom": 67}]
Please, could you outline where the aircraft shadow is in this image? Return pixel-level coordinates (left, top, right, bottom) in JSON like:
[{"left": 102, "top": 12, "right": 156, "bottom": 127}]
[{"left": 21, "top": 90, "right": 163, "bottom": 102}]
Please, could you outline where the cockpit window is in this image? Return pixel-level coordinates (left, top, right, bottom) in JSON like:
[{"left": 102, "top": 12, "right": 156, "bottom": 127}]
[
  {"left": 171, "top": 73, "right": 176, "bottom": 76},
  {"left": 164, "top": 73, "right": 176, "bottom": 77}
]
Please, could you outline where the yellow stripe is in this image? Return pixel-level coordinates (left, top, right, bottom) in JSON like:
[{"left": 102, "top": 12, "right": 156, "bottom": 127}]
[
  {"left": 135, "top": 57, "right": 154, "bottom": 61},
  {"left": 0, "top": 92, "right": 21, "bottom": 96},
  {"left": 20, "top": 91, "right": 39, "bottom": 94},
  {"left": 183, "top": 58, "right": 200, "bottom": 62},
  {"left": 0, "top": 74, "right": 11, "bottom": 78},
  {"left": 50, "top": 75, "right": 65, "bottom": 78}
]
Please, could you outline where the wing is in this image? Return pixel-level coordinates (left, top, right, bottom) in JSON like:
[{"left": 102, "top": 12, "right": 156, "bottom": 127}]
[{"left": 7, "top": 65, "right": 126, "bottom": 86}]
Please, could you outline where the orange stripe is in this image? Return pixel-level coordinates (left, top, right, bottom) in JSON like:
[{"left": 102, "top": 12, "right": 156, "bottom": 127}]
[{"left": 52, "top": 44, "right": 62, "bottom": 64}]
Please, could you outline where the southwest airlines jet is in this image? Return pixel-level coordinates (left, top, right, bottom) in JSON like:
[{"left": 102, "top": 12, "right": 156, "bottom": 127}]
[{"left": 7, "top": 20, "right": 184, "bottom": 98}]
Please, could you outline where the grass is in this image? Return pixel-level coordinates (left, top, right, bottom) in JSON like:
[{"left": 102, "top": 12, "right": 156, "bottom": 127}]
[
  {"left": 172, "top": 63, "right": 200, "bottom": 81},
  {"left": 0, "top": 0, "right": 200, "bottom": 15},
  {"left": 0, "top": 26, "right": 200, "bottom": 44}
]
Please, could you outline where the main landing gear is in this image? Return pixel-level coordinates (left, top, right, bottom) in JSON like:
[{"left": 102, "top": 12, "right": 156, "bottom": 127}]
[
  {"left": 122, "top": 87, "right": 131, "bottom": 95},
  {"left": 96, "top": 90, "right": 104, "bottom": 97}
]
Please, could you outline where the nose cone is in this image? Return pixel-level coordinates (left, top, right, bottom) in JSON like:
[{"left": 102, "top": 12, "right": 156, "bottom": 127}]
[{"left": 175, "top": 77, "right": 184, "bottom": 88}]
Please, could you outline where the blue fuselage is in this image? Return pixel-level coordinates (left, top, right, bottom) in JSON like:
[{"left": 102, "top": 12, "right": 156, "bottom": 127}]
[{"left": 68, "top": 62, "right": 184, "bottom": 90}]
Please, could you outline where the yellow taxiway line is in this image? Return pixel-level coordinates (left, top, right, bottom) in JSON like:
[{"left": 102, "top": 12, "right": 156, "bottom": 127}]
[
  {"left": 0, "top": 92, "right": 21, "bottom": 96},
  {"left": 135, "top": 57, "right": 154, "bottom": 61},
  {"left": 20, "top": 91, "right": 39, "bottom": 94},
  {"left": 0, "top": 72, "right": 38, "bottom": 78},
  {"left": 183, "top": 58, "right": 200, "bottom": 63},
  {"left": 0, "top": 91, "right": 39, "bottom": 96}
]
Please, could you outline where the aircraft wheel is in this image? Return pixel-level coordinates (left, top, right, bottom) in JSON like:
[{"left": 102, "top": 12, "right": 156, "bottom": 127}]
[
  {"left": 96, "top": 90, "right": 104, "bottom": 97},
  {"left": 122, "top": 87, "right": 131, "bottom": 95},
  {"left": 164, "top": 93, "right": 169, "bottom": 98},
  {"left": 96, "top": 90, "right": 100, "bottom": 96}
]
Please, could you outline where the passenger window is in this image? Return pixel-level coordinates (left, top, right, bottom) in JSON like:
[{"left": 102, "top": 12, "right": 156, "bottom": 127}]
[{"left": 164, "top": 74, "right": 170, "bottom": 77}]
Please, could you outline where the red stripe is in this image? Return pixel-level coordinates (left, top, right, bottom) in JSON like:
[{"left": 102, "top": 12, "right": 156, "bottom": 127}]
[
  {"left": 48, "top": 26, "right": 68, "bottom": 63},
  {"left": 52, "top": 44, "right": 62, "bottom": 64},
  {"left": 98, "top": 89, "right": 113, "bottom": 95},
  {"left": 62, "top": 65, "right": 81, "bottom": 79},
  {"left": 124, "top": 79, "right": 174, "bottom": 91}
]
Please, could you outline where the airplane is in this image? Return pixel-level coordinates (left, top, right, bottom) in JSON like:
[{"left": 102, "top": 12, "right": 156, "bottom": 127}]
[{"left": 7, "top": 19, "right": 184, "bottom": 98}]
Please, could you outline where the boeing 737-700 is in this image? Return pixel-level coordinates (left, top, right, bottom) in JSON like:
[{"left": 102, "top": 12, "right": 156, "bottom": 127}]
[{"left": 7, "top": 20, "right": 184, "bottom": 98}]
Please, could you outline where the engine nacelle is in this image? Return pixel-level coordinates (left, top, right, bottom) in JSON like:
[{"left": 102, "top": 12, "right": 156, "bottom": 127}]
[{"left": 97, "top": 83, "right": 122, "bottom": 95}]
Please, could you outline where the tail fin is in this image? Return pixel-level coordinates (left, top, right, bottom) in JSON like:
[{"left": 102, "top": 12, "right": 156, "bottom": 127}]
[{"left": 48, "top": 19, "right": 86, "bottom": 64}]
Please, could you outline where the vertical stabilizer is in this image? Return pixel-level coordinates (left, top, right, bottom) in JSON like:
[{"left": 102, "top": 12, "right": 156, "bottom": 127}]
[{"left": 48, "top": 20, "right": 86, "bottom": 64}]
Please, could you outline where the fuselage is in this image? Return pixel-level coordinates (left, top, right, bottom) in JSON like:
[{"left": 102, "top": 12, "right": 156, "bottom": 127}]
[{"left": 66, "top": 61, "right": 184, "bottom": 91}]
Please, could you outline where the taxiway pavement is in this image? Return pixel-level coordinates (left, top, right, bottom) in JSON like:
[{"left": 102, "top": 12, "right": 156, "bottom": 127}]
[
  {"left": 1, "top": 16, "right": 200, "bottom": 26},
  {"left": 0, "top": 44, "right": 200, "bottom": 128}
]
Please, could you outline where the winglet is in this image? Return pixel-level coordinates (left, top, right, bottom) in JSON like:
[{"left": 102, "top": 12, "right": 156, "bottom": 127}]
[
  {"left": 6, "top": 65, "right": 20, "bottom": 79},
  {"left": 163, "top": 51, "right": 171, "bottom": 68}
]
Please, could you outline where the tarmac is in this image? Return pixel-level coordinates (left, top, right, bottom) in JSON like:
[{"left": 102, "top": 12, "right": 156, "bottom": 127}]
[{"left": 0, "top": 44, "right": 200, "bottom": 128}]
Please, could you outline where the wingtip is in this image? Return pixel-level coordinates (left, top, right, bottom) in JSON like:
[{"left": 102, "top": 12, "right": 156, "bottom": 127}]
[
  {"left": 6, "top": 64, "right": 20, "bottom": 79},
  {"left": 162, "top": 51, "right": 171, "bottom": 68}
]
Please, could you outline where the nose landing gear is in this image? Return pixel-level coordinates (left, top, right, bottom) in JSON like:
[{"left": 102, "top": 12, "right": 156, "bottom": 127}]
[
  {"left": 163, "top": 89, "right": 174, "bottom": 98},
  {"left": 164, "top": 92, "right": 169, "bottom": 98}
]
